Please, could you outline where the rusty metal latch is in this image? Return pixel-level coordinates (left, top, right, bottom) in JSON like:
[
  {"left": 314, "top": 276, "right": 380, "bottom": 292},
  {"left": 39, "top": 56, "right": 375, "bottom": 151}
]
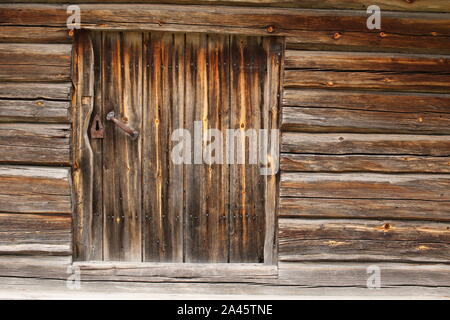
[
  {"left": 106, "top": 110, "right": 139, "bottom": 140},
  {"left": 90, "top": 114, "right": 104, "bottom": 139}
]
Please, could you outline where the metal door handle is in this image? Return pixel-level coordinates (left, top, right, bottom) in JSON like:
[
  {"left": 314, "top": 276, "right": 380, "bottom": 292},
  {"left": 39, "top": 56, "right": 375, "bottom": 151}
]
[{"left": 106, "top": 111, "right": 139, "bottom": 140}]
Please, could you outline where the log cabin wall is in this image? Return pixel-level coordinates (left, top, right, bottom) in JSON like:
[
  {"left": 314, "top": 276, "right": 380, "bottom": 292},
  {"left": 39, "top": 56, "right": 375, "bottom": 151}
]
[{"left": 0, "top": 1, "right": 449, "bottom": 291}]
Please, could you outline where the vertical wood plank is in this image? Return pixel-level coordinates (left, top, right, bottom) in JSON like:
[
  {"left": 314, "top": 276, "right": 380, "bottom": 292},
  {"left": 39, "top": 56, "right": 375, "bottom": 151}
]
[
  {"left": 89, "top": 31, "right": 103, "bottom": 260},
  {"left": 102, "top": 32, "right": 142, "bottom": 261},
  {"left": 72, "top": 30, "right": 94, "bottom": 262},
  {"left": 143, "top": 32, "right": 184, "bottom": 262},
  {"left": 184, "top": 33, "right": 208, "bottom": 262},
  {"left": 229, "top": 36, "right": 266, "bottom": 263}
]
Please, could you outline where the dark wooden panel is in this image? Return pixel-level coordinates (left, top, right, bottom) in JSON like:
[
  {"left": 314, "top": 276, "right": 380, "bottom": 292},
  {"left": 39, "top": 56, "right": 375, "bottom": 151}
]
[
  {"left": 282, "top": 107, "right": 450, "bottom": 134},
  {"left": 281, "top": 154, "right": 450, "bottom": 173},
  {"left": 0, "top": 82, "right": 71, "bottom": 100},
  {"left": 0, "top": 26, "right": 72, "bottom": 43},
  {"left": 0, "top": 165, "right": 71, "bottom": 214},
  {"left": 284, "top": 70, "right": 450, "bottom": 93},
  {"left": 0, "top": 123, "right": 70, "bottom": 165},
  {"left": 281, "top": 172, "right": 450, "bottom": 200},
  {"left": 6, "top": 0, "right": 450, "bottom": 13},
  {"left": 279, "top": 198, "right": 450, "bottom": 221},
  {"left": 285, "top": 51, "right": 450, "bottom": 73},
  {"left": 0, "top": 43, "right": 71, "bottom": 81},
  {"left": 0, "top": 213, "right": 71, "bottom": 256},
  {"left": 282, "top": 89, "right": 450, "bottom": 114},
  {"left": 279, "top": 218, "right": 450, "bottom": 262},
  {"left": 143, "top": 32, "right": 184, "bottom": 262},
  {"left": 286, "top": 33, "right": 450, "bottom": 55},
  {"left": 282, "top": 133, "right": 450, "bottom": 156},
  {"left": 0, "top": 99, "right": 70, "bottom": 123},
  {"left": 102, "top": 32, "right": 143, "bottom": 262}
]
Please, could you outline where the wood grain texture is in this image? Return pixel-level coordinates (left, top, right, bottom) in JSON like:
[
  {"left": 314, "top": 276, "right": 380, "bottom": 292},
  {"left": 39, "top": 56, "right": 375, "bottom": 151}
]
[
  {"left": 0, "top": 43, "right": 71, "bottom": 81},
  {"left": 6, "top": 0, "right": 450, "bottom": 13},
  {"left": 0, "top": 256, "right": 71, "bottom": 279},
  {"left": 0, "top": 165, "right": 71, "bottom": 214},
  {"left": 0, "top": 213, "right": 71, "bottom": 256},
  {"left": 281, "top": 172, "right": 450, "bottom": 200},
  {"left": 282, "top": 89, "right": 450, "bottom": 114},
  {"left": 285, "top": 51, "right": 450, "bottom": 73},
  {"left": 279, "top": 198, "right": 450, "bottom": 221},
  {"left": 282, "top": 133, "right": 450, "bottom": 156},
  {"left": 282, "top": 106, "right": 450, "bottom": 134},
  {"left": 0, "top": 26, "right": 72, "bottom": 43},
  {"left": 102, "top": 32, "right": 143, "bottom": 262},
  {"left": 284, "top": 70, "right": 450, "bottom": 93},
  {"left": 0, "top": 99, "right": 70, "bottom": 123},
  {"left": 143, "top": 32, "right": 184, "bottom": 262},
  {"left": 281, "top": 154, "right": 450, "bottom": 173},
  {"left": 279, "top": 218, "right": 450, "bottom": 263},
  {"left": 0, "top": 82, "right": 71, "bottom": 100},
  {"left": 0, "top": 123, "right": 71, "bottom": 165},
  {"left": 72, "top": 30, "right": 94, "bottom": 261}
]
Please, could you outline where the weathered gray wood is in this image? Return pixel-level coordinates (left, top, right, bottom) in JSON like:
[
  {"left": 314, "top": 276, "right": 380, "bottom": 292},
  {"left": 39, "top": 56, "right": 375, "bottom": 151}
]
[
  {"left": 281, "top": 172, "right": 450, "bottom": 200},
  {"left": 282, "top": 133, "right": 450, "bottom": 156},
  {"left": 279, "top": 218, "right": 450, "bottom": 262},
  {"left": 285, "top": 50, "right": 450, "bottom": 73},
  {"left": 0, "top": 256, "right": 71, "bottom": 279},
  {"left": 0, "top": 99, "right": 70, "bottom": 123},
  {"left": 279, "top": 198, "right": 450, "bottom": 221},
  {"left": 0, "top": 43, "right": 71, "bottom": 81},
  {"left": 282, "top": 89, "right": 450, "bottom": 114},
  {"left": 0, "top": 26, "right": 72, "bottom": 43},
  {"left": 72, "top": 31, "right": 94, "bottom": 261},
  {"left": 284, "top": 70, "right": 450, "bottom": 93},
  {"left": 0, "top": 213, "right": 71, "bottom": 256},
  {"left": 281, "top": 154, "right": 450, "bottom": 173},
  {"left": 0, "top": 123, "right": 70, "bottom": 165},
  {"left": 282, "top": 107, "right": 450, "bottom": 134},
  {"left": 0, "top": 82, "right": 71, "bottom": 100}
]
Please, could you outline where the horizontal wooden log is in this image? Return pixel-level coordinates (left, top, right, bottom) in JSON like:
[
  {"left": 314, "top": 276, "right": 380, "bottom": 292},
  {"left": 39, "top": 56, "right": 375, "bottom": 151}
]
[
  {"left": 0, "top": 44, "right": 71, "bottom": 81},
  {"left": 281, "top": 133, "right": 450, "bottom": 156},
  {"left": 286, "top": 32, "right": 450, "bottom": 55},
  {"left": 1, "top": 4, "right": 449, "bottom": 37},
  {"left": 0, "top": 165, "right": 71, "bottom": 197},
  {"left": 285, "top": 50, "right": 450, "bottom": 73},
  {"left": 280, "top": 154, "right": 450, "bottom": 173},
  {"left": 6, "top": 0, "right": 450, "bottom": 13},
  {"left": 0, "top": 123, "right": 71, "bottom": 165},
  {"left": 0, "top": 26, "right": 72, "bottom": 43},
  {"left": 279, "top": 197, "right": 450, "bottom": 221},
  {"left": 278, "top": 262, "right": 450, "bottom": 288},
  {"left": 282, "top": 107, "right": 450, "bottom": 134},
  {"left": 282, "top": 89, "right": 450, "bottom": 114},
  {"left": 279, "top": 218, "right": 450, "bottom": 262},
  {"left": 281, "top": 172, "right": 450, "bottom": 200},
  {"left": 0, "top": 99, "right": 71, "bottom": 123},
  {"left": 284, "top": 70, "right": 450, "bottom": 93},
  {"left": 0, "top": 255, "right": 71, "bottom": 279},
  {"left": 0, "top": 82, "right": 71, "bottom": 100},
  {"left": 0, "top": 213, "right": 71, "bottom": 255}
]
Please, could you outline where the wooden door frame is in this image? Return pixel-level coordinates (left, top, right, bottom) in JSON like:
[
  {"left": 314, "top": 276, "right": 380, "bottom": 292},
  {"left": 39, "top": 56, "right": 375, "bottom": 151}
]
[{"left": 72, "top": 21, "right": 283, "bottom": 276}]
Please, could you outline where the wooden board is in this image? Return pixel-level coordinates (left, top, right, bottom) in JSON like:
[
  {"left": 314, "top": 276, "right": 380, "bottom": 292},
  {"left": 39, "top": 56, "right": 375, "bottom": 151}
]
[
  {"left": 282, "top": 89, "right": 450, "bottom": 114},
  {"left": 0, "top": 26, "right": 72, "bottom": 43},
  {"left": 281, "top": 154, "right": 450, "bottom": 173},
  {"left": 281, "top": 172, "right": 450, "bottom": 200},
  {"left": 282, "top": 133, "right": 450, "bottom": 156},
  {"left": 279, "top": 218, "right": 450, "bottom": 263},
  {"left": 282, "top": 106, "right": 450, "bottom": 134},
  {"left": 0, "top": 123, "right": 71, "bottom": 165},
  {"left": 0, "top": 99, "right": 70, "bottom": 123},
  {"left": 102, "top": 32, "right": 143, "bottom": 262},
  {"left": 279, "top": 198, "right": 450, "bottom": 221},
  {"left": 0, "top": 82, "right": 71, "bottom": 100}
]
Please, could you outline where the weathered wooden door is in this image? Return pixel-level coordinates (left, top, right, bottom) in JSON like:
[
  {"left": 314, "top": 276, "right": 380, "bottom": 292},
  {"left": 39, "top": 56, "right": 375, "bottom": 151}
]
[{"left": 83, "top": 31, "right": 281, "bottom": 263}]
